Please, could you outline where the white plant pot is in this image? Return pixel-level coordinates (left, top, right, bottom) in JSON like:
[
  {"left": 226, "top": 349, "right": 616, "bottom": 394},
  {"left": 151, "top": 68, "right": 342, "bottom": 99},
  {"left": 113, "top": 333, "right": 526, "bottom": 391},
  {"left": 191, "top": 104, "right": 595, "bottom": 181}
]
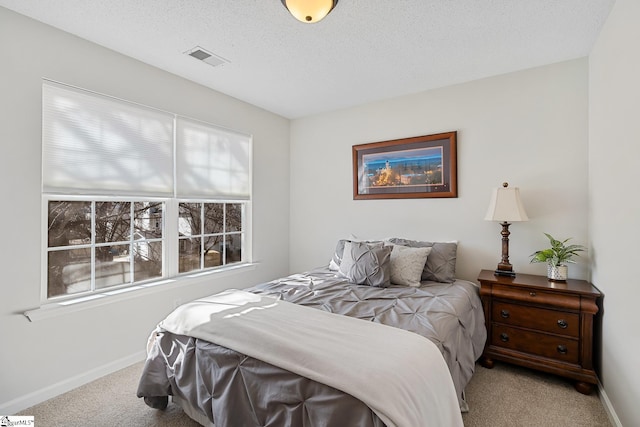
[{"left": 547, "top": 264, "right": 568, "bottom": 281}]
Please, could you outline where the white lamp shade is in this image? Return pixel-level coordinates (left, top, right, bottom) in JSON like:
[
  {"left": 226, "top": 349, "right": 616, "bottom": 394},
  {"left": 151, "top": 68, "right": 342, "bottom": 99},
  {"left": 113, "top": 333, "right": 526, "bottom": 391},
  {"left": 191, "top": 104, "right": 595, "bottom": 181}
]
[
  {"left": 282, "top": 0, "right": 337, "bottom": 23},
  {"left": 484, "top": 185, "right": 529, "bottom": 222}
]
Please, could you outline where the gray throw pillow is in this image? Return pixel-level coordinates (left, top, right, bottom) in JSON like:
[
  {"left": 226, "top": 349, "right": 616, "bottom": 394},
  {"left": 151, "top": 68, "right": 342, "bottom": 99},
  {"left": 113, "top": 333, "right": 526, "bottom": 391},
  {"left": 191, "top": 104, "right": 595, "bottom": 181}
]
[
  {"left": 386, "top": 238, "right": 457, "bottom": 283},
  {"left": 338, "top": 241, "right": 392, "bottom": 287},
  {"left": 329, "top": 239, "right": 384, "bottom": 271}
]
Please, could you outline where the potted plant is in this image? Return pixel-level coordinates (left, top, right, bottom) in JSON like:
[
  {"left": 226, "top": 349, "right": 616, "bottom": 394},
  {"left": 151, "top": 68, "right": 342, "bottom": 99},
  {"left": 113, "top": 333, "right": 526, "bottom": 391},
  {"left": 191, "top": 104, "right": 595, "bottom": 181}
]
[{"left": 530, "top": 233, "right": 586, "bottom": 281}]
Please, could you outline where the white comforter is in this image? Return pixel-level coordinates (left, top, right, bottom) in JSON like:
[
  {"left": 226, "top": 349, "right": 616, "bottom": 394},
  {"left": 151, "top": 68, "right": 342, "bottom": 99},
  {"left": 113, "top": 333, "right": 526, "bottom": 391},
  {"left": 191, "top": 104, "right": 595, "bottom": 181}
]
[{"left": 157, "top": 289, "right": 464, "bottom": 427}]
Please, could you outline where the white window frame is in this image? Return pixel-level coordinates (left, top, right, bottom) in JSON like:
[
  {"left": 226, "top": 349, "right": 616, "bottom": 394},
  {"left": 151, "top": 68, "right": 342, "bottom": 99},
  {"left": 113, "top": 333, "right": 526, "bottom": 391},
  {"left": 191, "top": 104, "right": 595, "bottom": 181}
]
[
  {"left": 41, "top": 195, "right": 168, "bottom": 301},
  {"left": 177, "top": 200, "right": 247, "bottom": 273}
]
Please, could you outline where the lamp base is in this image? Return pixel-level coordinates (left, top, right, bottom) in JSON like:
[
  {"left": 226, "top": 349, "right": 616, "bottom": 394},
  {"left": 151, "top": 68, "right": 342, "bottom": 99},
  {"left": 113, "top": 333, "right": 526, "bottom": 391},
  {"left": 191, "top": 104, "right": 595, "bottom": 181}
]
[{"left": 494, "top": 269, "right": 516, "bottom": 277}]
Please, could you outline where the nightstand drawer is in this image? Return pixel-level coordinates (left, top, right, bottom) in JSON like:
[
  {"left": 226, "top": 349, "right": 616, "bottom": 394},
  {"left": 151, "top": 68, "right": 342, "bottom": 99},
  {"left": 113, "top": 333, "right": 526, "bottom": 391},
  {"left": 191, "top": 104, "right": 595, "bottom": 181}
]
[
  {"left": 492, "top": 301, "right": 580, "bottom": 338},
  {"left": 492, "top": 284, "right": 580, "bottom": 310},
  {"left": 491, "top": 324, "right": 579, "bottom": 364}
]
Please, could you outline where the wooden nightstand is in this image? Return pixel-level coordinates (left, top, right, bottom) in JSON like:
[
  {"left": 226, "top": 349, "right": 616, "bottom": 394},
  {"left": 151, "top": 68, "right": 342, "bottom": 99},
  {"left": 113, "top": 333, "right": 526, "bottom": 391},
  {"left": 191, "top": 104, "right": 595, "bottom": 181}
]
[{"left": 477, "top": 269, "right": 602, "bottom": 394}]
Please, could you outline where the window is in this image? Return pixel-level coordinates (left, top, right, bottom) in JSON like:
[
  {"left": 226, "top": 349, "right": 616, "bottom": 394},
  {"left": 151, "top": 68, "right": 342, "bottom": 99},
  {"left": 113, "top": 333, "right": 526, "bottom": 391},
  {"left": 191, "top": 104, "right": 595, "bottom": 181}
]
[
  {"left": 178, "top": 202, "right": 244, "bottom": 273},
  {"left": 47, "top": 200, "right": 164, "bottom": 298},
  {"left": 42, "top": 81, "right": 251, "bottom": 302}
]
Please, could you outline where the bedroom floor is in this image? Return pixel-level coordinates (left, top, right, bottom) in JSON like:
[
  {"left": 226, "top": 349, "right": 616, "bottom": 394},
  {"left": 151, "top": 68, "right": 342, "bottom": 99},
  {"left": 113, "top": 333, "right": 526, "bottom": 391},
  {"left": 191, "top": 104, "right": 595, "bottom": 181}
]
[
  {"left": 462, "top": 362, "right": 611, "bottom": 426},
  {"left": 17, "top": 361, "right": 611, "bottom": 426}
]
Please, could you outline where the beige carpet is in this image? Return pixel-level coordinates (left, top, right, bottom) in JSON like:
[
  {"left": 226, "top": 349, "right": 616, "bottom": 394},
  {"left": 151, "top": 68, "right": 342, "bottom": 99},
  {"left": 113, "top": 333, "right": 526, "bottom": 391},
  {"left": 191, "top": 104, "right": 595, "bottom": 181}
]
[
  {"left": 18, "top": 361, "right": 611, "bottom": 426},
  {"left": 462, "top": 362, "right": 611, "bottom": 427}
]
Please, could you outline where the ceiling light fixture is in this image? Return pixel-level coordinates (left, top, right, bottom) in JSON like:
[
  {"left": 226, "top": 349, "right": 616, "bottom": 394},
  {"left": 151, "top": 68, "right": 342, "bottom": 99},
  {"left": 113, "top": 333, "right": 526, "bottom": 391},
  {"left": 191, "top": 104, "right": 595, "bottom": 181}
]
[{"left": 281, "top": 0, "right": 339, "bottom": 23}]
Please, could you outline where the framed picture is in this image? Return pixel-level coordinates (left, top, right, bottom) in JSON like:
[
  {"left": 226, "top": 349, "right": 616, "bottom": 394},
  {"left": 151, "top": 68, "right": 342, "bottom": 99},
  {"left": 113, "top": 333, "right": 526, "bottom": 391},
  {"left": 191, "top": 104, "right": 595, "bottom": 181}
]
[{"left": 353, "top": 131, "right": 457, "bottom": 200}]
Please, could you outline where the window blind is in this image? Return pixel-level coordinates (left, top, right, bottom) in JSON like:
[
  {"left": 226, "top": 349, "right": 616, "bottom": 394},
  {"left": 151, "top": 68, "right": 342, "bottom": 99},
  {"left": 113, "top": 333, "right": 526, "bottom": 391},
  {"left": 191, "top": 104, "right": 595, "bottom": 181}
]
[
  {"left": 176, "top": 117, "right": 251, "bottom": 200},
  {"left": 42, "top": 81, "right": 174, "bottom": 196}
]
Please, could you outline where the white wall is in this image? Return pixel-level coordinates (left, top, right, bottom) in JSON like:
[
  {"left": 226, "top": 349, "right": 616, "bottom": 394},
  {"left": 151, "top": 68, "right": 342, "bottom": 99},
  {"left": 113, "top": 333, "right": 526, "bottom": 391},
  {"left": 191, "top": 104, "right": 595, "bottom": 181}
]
[
  {"left": 289, "top": 59, "right": 590, "bottom": 283},
  {"left": 589, "top": 0, "right": 640, "bottom": 425},
  {"left": 0, "top": 7, "right": 290, "bottom": 413}
]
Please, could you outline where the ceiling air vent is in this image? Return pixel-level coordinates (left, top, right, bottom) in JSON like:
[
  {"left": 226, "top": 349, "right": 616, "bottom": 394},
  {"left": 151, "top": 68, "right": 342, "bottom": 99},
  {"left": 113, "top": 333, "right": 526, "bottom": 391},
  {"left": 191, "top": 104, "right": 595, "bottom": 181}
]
[{"left": 185, "top": 46, "right": 229, "bottom": 68}]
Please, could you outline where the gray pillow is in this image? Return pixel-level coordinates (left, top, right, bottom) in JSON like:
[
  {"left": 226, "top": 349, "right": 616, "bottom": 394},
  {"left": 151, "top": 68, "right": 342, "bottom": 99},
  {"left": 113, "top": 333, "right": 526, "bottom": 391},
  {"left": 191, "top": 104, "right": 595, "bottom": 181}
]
[
  {"left": 329, "top": 239, "right": 384, "bottom": 271},
  {"left": 338, "top": 241, "right": 392, "bottom": 287},
  {"left": 386, "top": 238, "right": 457, "bottom": 283}
]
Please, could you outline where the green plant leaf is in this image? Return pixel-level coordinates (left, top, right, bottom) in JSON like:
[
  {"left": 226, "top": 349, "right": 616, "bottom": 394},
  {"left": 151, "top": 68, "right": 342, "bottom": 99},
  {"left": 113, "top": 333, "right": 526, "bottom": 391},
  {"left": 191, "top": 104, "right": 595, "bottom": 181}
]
[{"left": 530, "top": 233, "right": 586, "bottom": 266}]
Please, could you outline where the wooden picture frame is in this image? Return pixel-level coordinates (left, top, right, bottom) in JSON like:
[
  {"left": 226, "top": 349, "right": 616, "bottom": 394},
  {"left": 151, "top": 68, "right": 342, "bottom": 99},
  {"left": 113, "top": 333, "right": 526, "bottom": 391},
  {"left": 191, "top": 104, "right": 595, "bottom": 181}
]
[{"left": 353, "top": 131, "right": 457, "bottom": 200}]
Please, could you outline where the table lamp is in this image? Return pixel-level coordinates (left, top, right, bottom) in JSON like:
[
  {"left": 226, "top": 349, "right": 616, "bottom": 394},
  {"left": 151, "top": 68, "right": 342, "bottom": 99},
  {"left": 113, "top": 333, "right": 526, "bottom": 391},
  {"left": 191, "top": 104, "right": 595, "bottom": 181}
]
[{"left": 484, "top": 182, "right": 529, "bottom": 277}]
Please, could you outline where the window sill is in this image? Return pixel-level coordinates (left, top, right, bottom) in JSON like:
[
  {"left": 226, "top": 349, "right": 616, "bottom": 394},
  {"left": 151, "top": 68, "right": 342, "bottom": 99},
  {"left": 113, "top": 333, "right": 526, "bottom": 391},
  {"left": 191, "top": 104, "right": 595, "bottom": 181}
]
[{"left": 24, "top": 263, "right": 257, "bottom": 322}]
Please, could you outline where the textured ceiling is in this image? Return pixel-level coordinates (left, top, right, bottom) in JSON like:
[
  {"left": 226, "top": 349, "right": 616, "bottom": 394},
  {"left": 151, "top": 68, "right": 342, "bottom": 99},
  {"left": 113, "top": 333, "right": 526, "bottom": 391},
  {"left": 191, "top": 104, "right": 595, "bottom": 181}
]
[{"left": 0, "top": 0, "right": 615, "bottom": 118}]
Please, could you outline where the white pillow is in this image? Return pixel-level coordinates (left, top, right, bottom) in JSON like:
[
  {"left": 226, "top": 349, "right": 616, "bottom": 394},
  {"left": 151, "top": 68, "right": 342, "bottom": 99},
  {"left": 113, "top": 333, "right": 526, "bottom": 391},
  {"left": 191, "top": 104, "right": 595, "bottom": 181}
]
[{"left": 389, "top": 245, "right": 432, "bottom": 287}]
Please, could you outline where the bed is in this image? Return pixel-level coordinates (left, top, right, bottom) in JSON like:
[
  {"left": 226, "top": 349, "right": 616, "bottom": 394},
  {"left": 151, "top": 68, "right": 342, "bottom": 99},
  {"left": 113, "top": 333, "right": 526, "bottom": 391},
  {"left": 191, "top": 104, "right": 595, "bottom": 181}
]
[{"left": 137, "top": 238, "right": 487, "bottom": 426}]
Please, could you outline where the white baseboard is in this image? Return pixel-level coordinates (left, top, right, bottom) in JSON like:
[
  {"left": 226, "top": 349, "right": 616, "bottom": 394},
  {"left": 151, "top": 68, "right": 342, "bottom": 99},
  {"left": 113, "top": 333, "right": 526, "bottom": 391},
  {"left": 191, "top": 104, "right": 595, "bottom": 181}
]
[
  {"left": 0, "top": 350, "right": 146, "bottom": 415},
  {"left": 598, "top": 382, "right": 623, "bottom": 427}
]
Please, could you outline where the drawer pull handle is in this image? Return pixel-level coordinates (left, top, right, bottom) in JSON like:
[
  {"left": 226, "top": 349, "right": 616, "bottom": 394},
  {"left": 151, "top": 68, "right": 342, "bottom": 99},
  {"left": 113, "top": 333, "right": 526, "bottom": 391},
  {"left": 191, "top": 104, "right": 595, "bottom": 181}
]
[
  {"left": 500, "top": 309, "right": 510, "bottom": 318},
  {"left": 500, "top": 333, "right": 509, "bottom": 342},
  {"left": 529, "top": 291, "right": 537, "bottom": 297},
  {"left": 557, "top": 345, "right": 568, "bottom": 354},
  {"left": 557, "top": 319, "right": 568, "bottom": 329}
]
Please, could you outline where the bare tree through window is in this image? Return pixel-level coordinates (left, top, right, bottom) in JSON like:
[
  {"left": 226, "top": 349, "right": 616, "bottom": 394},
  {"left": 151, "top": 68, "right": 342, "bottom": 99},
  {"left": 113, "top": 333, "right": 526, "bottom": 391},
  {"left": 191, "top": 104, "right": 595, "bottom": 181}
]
[{"left": 47, "top": 200, "right": 164, "bottom": 298}]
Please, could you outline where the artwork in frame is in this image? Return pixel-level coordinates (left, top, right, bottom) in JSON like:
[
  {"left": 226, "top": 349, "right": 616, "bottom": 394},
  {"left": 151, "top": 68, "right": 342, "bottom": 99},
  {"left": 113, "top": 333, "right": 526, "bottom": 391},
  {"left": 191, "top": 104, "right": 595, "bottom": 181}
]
[{"left": 353, "top": 131, "right": 457, "bottom": 200}]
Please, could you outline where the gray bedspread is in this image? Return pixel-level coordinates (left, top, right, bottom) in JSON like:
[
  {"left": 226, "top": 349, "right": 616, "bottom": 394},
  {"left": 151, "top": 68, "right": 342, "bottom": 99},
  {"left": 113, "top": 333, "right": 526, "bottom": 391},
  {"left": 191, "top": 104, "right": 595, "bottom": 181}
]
[{"left": 137, "top": 267, "right": 486, "bottom": 426}]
